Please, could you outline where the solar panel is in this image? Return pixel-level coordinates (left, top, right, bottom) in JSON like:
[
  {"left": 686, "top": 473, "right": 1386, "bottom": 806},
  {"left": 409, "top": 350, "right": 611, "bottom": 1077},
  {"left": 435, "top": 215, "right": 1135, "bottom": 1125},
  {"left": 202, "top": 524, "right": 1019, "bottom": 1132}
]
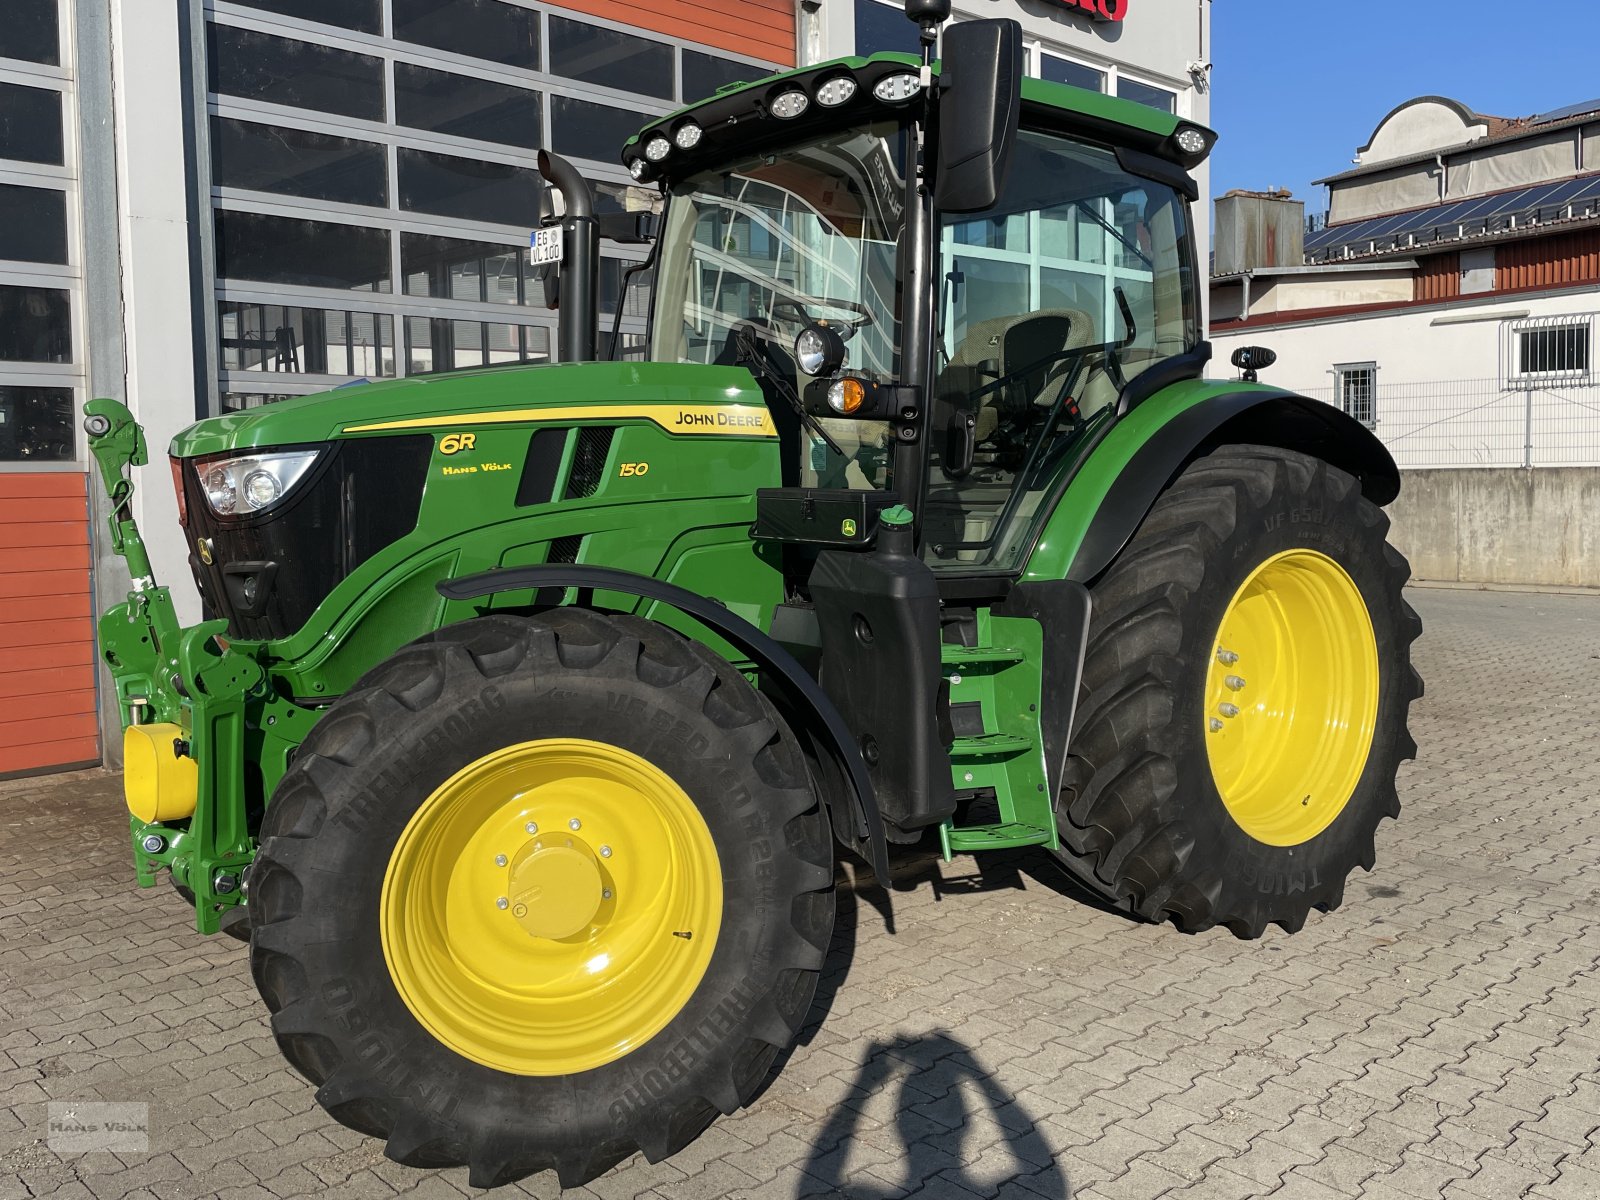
[{"left": 1532, "top": 99, "right": 1600, "bottom": 125}]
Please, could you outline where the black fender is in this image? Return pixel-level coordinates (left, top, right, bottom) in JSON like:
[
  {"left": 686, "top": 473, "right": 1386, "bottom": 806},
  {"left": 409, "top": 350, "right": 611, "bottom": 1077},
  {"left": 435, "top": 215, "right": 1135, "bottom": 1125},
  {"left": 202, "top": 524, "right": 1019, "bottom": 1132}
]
[
  {"left": 1068, "top": 389, "right": 1401, "bottom": 583},
  {"left": 436, "top": 565, "right": 890, "bottom": 885}
]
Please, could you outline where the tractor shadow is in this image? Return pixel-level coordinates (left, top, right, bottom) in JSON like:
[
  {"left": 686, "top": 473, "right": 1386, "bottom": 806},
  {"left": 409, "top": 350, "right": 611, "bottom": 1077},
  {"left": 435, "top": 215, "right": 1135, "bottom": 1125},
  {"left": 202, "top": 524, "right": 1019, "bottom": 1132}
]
[{"left": 762, "top": 853, "right": 1072, "bottom": 1198}]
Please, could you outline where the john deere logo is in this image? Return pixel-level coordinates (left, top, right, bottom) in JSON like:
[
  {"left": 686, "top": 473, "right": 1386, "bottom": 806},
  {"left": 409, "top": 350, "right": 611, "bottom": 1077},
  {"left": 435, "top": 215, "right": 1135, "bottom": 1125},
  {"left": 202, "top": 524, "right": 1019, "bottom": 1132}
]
[
  {"left": 841, "top": 519, "right": 858, "bottom": 538},
  {"left": 196, "top": 538, "right": 213, "bottom": 565}
]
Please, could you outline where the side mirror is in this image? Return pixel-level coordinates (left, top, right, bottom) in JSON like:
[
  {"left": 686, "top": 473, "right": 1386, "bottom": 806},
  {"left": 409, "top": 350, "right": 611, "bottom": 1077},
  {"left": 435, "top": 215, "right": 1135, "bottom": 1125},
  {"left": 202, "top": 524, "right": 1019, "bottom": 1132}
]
[
  {"left": 1230, "top": 345, "right": 1277, "bottom": 382},
  {"left": 934, "top": 19, "right": 1024, "bottom": 214}
]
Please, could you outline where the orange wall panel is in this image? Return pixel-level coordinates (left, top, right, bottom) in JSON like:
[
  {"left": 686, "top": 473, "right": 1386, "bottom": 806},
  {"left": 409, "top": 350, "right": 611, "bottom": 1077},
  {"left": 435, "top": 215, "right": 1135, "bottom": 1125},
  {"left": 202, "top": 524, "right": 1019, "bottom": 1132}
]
[
  {"left": 1495, "top": 228, "right": 1600, "bottom": 292},
  {"left": 544, "top": 0, "right": 795, "bottom": 65},
  {"left": 0, "top": 472, "right": 99, "bottom": 777}
]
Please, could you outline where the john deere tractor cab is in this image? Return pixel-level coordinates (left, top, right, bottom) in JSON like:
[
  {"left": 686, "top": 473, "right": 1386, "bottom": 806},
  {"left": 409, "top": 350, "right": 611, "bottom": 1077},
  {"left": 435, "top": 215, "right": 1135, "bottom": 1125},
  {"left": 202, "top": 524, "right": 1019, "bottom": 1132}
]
[{"left": 86, "top": 2, "right": 1420, "bottom": 1188}]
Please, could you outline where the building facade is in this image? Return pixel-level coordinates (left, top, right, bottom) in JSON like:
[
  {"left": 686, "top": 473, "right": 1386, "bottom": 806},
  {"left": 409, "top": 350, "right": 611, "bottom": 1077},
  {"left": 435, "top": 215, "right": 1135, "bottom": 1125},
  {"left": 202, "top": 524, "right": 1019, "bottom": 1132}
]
[
  {"left": 1210, "top": 96, "right": 1600, "bottom": 586},
  {"left": 1, "top": 0, "right": 1212, "bottom": 776}
]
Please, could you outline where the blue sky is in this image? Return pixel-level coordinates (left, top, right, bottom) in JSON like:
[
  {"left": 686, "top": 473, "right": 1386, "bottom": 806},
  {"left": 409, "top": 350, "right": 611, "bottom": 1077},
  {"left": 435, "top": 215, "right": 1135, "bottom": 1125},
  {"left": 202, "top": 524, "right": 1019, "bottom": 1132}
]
[{"left": 1209, "top": 1, "right": 1600, "bottom": 213}]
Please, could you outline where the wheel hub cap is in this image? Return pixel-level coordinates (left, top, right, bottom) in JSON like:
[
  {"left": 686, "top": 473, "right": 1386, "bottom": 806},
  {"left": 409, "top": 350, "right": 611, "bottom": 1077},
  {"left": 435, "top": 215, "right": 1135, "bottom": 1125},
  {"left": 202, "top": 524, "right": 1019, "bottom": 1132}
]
[
  {"left": 509, "top": 838, "right": 603, "bottom": 941},
  {"left": 1203, "top": 549, "right": 1380, "bottom": 847}
]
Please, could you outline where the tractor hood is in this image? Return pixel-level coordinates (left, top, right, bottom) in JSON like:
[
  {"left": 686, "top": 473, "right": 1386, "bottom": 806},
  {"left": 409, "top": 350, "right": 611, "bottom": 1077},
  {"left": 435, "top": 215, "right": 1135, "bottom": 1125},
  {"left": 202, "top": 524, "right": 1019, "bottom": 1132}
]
[{"left": 170, "top": 361, "right": 772, "bottom": 458}]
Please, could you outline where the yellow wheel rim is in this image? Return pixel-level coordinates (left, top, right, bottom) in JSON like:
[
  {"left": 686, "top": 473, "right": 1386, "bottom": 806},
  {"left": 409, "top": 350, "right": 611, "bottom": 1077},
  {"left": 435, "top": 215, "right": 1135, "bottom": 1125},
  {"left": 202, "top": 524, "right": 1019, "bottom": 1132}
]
[
  {"left": 380, "top": 738, "right": 722, "bottom": 1076},
  {"left": 1203, "top": 549, "right": 1380, "bottom": 847}
]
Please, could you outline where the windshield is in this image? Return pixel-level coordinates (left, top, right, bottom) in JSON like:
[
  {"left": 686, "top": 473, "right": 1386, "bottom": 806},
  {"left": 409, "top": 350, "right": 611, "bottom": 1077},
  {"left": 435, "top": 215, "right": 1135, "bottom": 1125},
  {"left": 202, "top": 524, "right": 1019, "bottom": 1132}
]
[
  {"left": 924, "top": 128, "right": 1200, "bottom": 573},
  {"left": 650, "top": 121, "right": 910, "bottom": 489}
]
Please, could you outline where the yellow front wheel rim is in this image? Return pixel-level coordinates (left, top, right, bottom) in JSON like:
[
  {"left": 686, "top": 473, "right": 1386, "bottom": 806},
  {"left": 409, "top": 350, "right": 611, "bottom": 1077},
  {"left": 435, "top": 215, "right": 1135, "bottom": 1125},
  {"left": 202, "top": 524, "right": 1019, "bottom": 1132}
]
[
  {"left": 380, "top": 739, "right": 722, "bottom": 1076},
  {"left": 1204, "top": 549, "right": 1380, "bottom": 847}
]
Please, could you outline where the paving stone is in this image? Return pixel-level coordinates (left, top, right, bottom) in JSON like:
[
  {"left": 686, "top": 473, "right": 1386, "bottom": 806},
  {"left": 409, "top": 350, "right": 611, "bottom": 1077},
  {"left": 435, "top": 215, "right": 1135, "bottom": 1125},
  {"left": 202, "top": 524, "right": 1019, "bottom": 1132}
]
[{"left": 4, "top": 588, "right": 1600, "bottom": 1199}]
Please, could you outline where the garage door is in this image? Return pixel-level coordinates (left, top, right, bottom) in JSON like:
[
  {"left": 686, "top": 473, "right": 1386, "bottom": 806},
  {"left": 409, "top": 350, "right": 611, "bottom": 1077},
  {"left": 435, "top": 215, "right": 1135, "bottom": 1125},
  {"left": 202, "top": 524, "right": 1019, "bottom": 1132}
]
[{"left": 0, "top": 471, "right": 99, "bottom": 777}]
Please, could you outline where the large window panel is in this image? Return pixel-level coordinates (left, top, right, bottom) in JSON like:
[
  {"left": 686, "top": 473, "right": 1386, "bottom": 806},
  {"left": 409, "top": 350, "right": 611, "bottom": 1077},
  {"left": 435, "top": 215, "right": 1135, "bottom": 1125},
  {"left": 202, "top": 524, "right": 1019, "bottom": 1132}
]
[
  {"left": 550, "top": 96, "right": 642, "bottom": 163},
  {"left": 211, "top": 118, "right": 388, "bottom": 207},
  {"left": 1040, "top": 54, "right": 1105, "bottom": 93},
  {"left": 548, "top": 16, "right": 672, "bottom": 101},
  {"left": 406, "top": 317, "right": 541, "bottom": 374},
  {"left": 681, "top": 51, "right": 759, "bottom": 104},
  {"left": 0, "top": 183, "right": 67, "bottom": 264},
  {"left": 402, "top": 232, "right": 528, "bottom": 305},
  {"left": 219, "top": 301, "right": 395, "bottom": 377},
  {"left": 0, "top": 81, "right": 63, "bottom": 165},
  {"left": 394, "top": 64, "right": 542, "bottom": 151},
  {"left": 0, "top": 385, "right": 73, "bottom": 462},
  {"left": 397, "top": 148, "right": 543, "bottom": 226},
  {"left": 215, "top": 211, "right": 392, "bottom": 292},
  {"left": 208, "top": 25, "right": 385, "bottom": 122},
  {"left": 1116, "top": 76, "right": 1176, "bottom": 114},
  {"left": 0, "top": 284, "right": 70, "bottom": 362},
  {"left": 2, "top": 0, "right": 60, "bottom": 67},
  {"left": 228, "top": 0, "right": 381, "bottom": 34},
  {"left": 854, "top": 0, "right": 921, "bottom": 56},
  {"left": 392, "top": 0, "right": 539, "bottom": 70}
]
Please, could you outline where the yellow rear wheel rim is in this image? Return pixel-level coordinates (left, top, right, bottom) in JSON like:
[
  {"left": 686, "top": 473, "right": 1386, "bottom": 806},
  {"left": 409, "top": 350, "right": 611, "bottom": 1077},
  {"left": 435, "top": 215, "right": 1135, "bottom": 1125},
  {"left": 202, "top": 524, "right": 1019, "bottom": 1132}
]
[
  {"left": 380, "top": 738, "right": 722, "bottom": 1076},
  {"left": 1203, "top": 549, "right": 1380, "bottom": 847}
]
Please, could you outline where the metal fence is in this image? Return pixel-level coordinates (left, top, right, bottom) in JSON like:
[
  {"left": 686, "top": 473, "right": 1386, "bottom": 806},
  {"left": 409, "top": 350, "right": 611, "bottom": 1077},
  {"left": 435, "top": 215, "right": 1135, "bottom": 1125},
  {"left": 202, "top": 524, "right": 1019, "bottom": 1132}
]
[{"left": 1298, "top": 376, "right": 1600, "bottom": 469}]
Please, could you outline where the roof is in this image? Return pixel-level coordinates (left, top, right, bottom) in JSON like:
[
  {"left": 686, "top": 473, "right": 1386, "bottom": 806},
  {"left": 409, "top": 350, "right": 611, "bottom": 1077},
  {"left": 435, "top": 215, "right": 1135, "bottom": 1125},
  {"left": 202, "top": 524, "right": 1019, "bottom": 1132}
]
[{"left": 1212, "top": 261, "right": 1419, "bottom": 282}]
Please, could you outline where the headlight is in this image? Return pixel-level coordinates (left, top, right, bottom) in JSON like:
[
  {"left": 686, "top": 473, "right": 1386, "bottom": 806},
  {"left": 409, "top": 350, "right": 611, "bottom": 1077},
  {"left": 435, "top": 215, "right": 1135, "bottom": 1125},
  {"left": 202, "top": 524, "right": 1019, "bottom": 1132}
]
[
  {"left": 794, "top": 324, "right": 845, "bottom": 377},
  {"left": 873, "top": 72, "right": 921, "bottom": 103},
  {"left": 1172, "top": 125, "right": 1214, "bottom": 163},
  {"left": 770, "top": 90, "right": 809, "bottom": 119},
  {"left": 627, "top": 157, "right": 648, "bottom": 180},
  {"left": 644, "top": 135, "right": 672, "bottom": 162},
  {"left": 198, "top": 450, "right": 320, "bottom": 517},
  {"left": 674, "top": 122, "right": 703, "bottom": 150},
  {"left": 815, "top": 77, "right": 857, "bottom": 107}
]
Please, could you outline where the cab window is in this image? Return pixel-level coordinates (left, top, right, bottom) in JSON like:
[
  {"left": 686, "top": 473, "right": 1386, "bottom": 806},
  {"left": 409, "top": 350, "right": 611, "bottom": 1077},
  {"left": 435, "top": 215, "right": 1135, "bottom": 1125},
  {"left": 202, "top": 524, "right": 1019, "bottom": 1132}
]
[{"left": 924, "top": 128, "right": 1199, "bottom": 572}]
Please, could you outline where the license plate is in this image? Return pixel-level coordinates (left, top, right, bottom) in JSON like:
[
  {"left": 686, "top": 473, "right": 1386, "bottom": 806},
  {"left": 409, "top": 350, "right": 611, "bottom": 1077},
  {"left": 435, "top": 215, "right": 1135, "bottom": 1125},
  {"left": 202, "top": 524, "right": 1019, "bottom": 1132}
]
[{"left": 530, "top": 226, "right": 564, "bottom": 266}]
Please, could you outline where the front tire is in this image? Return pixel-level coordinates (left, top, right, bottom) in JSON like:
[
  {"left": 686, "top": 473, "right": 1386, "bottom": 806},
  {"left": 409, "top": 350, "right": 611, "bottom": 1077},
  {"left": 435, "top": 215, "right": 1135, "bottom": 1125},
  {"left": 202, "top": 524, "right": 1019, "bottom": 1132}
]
[
  {"left": 248, "top": 610, "right": 834, "bottom": 1188},
  {"left": 1052, "top": 445, "right": 1422, "bottom": 938}
]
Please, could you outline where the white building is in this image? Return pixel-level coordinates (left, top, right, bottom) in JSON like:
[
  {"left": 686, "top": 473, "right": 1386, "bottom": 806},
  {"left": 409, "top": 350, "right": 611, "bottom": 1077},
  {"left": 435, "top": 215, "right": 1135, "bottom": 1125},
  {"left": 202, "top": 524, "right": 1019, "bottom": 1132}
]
[{"left": 1210, "top": 96, "right": 1600, "bottom": 587}]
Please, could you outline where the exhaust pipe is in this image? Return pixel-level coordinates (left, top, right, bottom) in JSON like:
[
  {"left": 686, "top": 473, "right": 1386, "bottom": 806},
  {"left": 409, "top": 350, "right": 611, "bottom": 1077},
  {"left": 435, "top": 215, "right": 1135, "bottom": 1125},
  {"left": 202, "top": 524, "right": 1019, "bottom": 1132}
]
[{"left": 538, "top": 150, "right": 599, "bottom": 364}]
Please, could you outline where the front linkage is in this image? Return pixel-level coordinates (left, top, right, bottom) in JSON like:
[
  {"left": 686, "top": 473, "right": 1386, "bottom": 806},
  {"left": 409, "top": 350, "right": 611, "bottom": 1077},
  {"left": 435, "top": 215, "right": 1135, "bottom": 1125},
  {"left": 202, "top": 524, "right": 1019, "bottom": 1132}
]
[{"left": 85, "top": 399, "right": 311, "bottom": 934}]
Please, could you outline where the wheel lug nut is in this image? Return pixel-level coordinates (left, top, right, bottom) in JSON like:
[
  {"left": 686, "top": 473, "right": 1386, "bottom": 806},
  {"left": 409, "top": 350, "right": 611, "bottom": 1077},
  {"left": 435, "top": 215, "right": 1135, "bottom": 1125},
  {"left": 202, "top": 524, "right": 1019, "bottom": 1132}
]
[
  {"left": 1219, "top": 703, "right": 1240, "bottom": 718},
  {"left": 494, "top": 854, "right": 507, "bottom": 867},
  {"left": 525, "top": 822, "right": 538, "bottom": 835},
  {"left": 1209, "top": 718, "right": 1224, "bottom": 732},
  {"left": 496, "top": 897, "right": 509, "bottom": 910},
  {"left": 569, "top": 818, "right": 582, "bottom": 831},
  {"left": 602, "top": 889, "right": 613, "bottom": 900},
  {"left": 1217, "top": 649, "right": 1239, "bottom": 665},
  {"left": 600, "top": 845, "right": 612, "bottom": 858},
  {"left": 1225, "top": 675, "right": 1246, "bottom": 691}
]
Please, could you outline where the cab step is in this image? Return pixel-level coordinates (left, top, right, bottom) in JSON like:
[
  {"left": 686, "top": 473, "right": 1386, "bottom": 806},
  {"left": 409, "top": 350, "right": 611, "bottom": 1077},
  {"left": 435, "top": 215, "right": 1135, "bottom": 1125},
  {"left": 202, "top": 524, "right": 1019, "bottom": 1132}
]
[
  {"left": 940, "top": 645, "right": 1026, "bottom": 668},
  {"left": 949, "top": 732, "right": 1034, "bottom": 760},
  {"left": 940, "top": 821, "right": 1054, "bottom": 855}
]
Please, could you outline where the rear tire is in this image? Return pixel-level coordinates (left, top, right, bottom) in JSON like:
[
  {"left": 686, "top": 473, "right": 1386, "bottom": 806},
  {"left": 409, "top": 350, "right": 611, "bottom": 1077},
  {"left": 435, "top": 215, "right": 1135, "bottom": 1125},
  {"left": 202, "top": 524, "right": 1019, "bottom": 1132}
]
[
  {"left": 1052, "top": 445, "right": 1422, "bottom": 938},
  {"left": 248, "top": 610, "right": 834, "bottom": 1188}
]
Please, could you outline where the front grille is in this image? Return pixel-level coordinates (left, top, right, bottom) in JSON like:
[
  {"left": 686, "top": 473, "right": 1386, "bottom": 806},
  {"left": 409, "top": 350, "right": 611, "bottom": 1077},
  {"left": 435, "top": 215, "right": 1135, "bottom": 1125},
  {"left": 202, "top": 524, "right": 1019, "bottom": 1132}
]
[{"left": 183, "top": 436, "right": 433, "bottom": 641}]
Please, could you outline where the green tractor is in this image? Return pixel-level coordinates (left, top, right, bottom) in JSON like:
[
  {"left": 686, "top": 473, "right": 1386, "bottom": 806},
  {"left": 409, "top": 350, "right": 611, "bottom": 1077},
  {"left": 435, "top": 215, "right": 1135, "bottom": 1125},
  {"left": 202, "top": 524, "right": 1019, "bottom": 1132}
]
[{"left": 86, "top": 4, "right": 1419, "bottom": 1188}]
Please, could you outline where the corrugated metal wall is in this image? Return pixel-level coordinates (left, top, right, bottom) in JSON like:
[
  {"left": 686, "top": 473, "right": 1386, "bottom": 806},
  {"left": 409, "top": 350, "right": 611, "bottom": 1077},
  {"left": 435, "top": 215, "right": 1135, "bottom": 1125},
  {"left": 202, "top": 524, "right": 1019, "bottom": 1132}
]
[
  {"left": 545, "top": 0, "right": 795, "bottom": 65},
  {"left": 0, "top": 473, "right": 100, "bottom": 777},
  {"left": 1496, "top": 228, "right": 1600, "bottom": 292},
  {"left": 1415, "top": 252, "right": 1462, "bottom": 303}
]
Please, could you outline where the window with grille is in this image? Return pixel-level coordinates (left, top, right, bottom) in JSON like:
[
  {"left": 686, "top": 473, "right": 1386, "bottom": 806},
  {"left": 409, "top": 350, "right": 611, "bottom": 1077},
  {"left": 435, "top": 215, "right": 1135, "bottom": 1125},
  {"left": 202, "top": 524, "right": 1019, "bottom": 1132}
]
[
  {"left": 1335, "top": 362, "right": 1377, "bottom": 428},
  {"left": 1513, "top": 321, "right": 1591, "bottom": 385}
]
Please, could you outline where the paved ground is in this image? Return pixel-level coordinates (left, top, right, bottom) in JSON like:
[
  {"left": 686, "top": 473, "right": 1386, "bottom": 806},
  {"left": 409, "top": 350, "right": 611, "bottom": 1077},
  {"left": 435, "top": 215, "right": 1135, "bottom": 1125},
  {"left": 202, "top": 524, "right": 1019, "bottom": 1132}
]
[{"left": 3, "top": 587, "right": 1599, "bottom": 1200}]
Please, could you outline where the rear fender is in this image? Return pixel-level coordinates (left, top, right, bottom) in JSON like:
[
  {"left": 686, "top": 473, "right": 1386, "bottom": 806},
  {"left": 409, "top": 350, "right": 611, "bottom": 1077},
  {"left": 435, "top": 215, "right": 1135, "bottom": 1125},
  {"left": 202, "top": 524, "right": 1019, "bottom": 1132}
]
[
  {"left": 1025, "top": 384, "right": 1400, "bottom": 586},
  {"left": 437, "top": 565, "right": 890, "bottom": 886}
]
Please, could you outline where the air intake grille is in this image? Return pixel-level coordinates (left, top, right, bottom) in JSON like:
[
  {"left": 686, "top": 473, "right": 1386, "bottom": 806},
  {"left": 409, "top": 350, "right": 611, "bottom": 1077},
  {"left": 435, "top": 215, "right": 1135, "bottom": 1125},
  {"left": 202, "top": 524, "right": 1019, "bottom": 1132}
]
[
  {"left": 547, "top": 535, "right": 584, "bottom": 564},
  {"left": 565, "top": 427, "right": 615, "bottom": 500}
]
